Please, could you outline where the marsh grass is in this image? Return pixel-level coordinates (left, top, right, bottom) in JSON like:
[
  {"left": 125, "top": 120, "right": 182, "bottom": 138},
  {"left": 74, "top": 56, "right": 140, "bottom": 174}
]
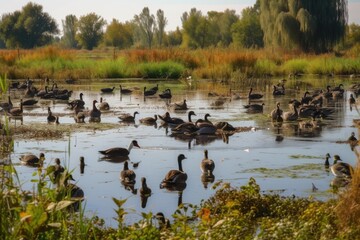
[{"left": 1, "top": 47, "right": 360, "bottom": 80}]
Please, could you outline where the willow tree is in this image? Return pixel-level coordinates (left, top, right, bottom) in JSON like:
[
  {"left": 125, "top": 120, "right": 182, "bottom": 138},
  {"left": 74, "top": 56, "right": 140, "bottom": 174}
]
[
  {"left": 260, "top": 0, "right": 348, "bottom": 53},
  {"left": 134, "top": 7, "right": 155, "bottom": 48},
  {"left": 155, "top": 9, "right": 167, "bottom": 47}
]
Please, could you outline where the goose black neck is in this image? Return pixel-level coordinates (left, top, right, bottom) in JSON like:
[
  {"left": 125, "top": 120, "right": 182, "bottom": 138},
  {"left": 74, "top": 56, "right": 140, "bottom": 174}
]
[{"left": 178, "top": 157, "right": 183, "bottom": 172}]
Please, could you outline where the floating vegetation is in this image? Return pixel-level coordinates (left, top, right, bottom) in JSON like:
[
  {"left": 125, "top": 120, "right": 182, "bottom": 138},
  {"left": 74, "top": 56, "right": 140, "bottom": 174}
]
[
  {"left": 11, "top": 122, "right": 120, "bottom": 140},
  {"left": 241, "top": 163, "right": 324, "bottom": 179},
  {"left": 289, "top": 154, "right": 322, "bottom": 159}
]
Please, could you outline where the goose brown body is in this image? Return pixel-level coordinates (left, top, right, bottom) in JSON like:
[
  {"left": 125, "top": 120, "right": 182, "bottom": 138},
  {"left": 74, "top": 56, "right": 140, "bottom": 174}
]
[
  {"left": 161, "top": 154, "right": 187, "bottom": 187},
  {"left": 20, "top": 153, "right": 45, "bottom": 166},
  {"left": 99, "top": 140, "right": 140, "bottom": 157},
  {"left": 201, "top": 150, "right": 215, "bottom": 175},
  {"left": 120, "top": 161, "right": 136, "bottom": 184}
]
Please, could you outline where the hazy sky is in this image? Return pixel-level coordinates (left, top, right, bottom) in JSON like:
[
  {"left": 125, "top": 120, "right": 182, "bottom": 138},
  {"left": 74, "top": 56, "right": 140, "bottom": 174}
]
[{"left": 2, "top": 0, "right": 360, "bottom": 32}]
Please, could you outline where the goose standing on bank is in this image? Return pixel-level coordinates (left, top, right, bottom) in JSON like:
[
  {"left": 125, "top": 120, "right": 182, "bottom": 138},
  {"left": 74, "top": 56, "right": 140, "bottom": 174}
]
[
  {"left": 201, "top": 150, "right": 215, "bottom": 175},
  {"left": 160, "top": 154, "right": 187, "bottom": 187},
  {"left": 120, "top": 161, "right": 136, "bottom": 184},
  {"left": 99, "top": 140, "right": 140, "bottom": 158}
]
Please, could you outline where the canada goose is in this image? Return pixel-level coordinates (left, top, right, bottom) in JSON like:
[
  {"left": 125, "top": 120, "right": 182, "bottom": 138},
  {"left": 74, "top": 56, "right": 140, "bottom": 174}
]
[
  {"left": 120, "top": 85, "right": 132, "bottom": 94},
  {"left": 159, "top": 89, "right": 172, "bottom": 99},
  {"left": 149, "top": 84, "right": 159, "bottom": 92},
  {"left": 120, "top": 161, "right": 136, "bottom": 184},
  {"left": 0, "top": 96, "right": 13, "bottom": 111},
  {"left": 118, "top": 111, "right": 139, "bottom": 122},
  {"left": 348, "top": 132, "right": 358, "bottom": 142},
  {"left": 22, "top": 98, "right": 38, "bottom": 106},
  {"left": 20, "top": 153, "right": 45, "bottom": 167},
  {"left": 196, "top": 113, "right": 213, "bottom": 128},
  {"left": 74, "top": 103, "right": 86, "bottom": 123},
  {"left": 160, "top": 154, "right": 187, "bottom": 187},
  {"left": 282, "top": 102, "right": 298, "bottom": 121},
  {"left": 323, "top": 86, "right": 332, "bottom": 99},
  {"left": 329, "top": 154, "right": 354, "bottom": 178},
  {"left": 47, "top": 107, "right": 56, "bottom": 123},
  {"left": 174, "top": 99, "right": 188, "bottom": 110},
  {"left": 324, "top": 153, "right": 331, "bottom": 169},
  {"left": 332, "top": 84, "right": 344, "bottom": 93},
  {"left": 214, "top": 121, "right": 236, "bottom": 131},
  {"left": 155, "top": 212, "right": 171, "bottom": 229},
  {"left": 98, "top": 97, "right": 110, "bottom": 110},
  {"left": 89, "top": 99, "right": 101, "bottom": 119},
  {"left": 270, "top": 102, "right": 283, "bottom": 121},
  {"left": 273, "top": 85, "right": 285, "bottom": 96},
  {"left": 139, "top": 177, "right": 152, "bottom": 196},
  {"left": 56, "top": 171, "right": 84, "bottom": 211},
  {"left": 144, "top": 86, "right": 157, "bottom": 96},
  {"left": 68, "top": 93, "right": 85, "bottom": 109},
  {"left": 349, "top": 94, "right": 356, "bottom": 105},
  {"left": 36, "top": 86, "right": 49, "bottom": 98},
  {"left": 158, "top": 112, "right": 185, "bottom": 125},
  {"left": 301, "top": 91, "right": 313, "bottom": 105},
  {"left": 201, "top": 150, "right": 215, "bottom": 175},
  {"left": 24, "top": 84, "right": 35, "bottom": 98},
  {"left": 101, "top": 86, "right": 115, "bottom": 93},
  {"left": 244, "top": 103, "right": 265, "bottom": 113},
  {"left": 99, "top": 140, "right": 140, "bottom": 157},
  {"left": 8, "top": 99, "right": 23, "bottom": 116},
  {"left": 139, "top": 114, "right": 157, "bottom": 124},
  {"left": 171, "top": 111, "right": 197, "bottom": 134},
  {"left": 248, "top": 88, "right": 263, "bottom": 100}
]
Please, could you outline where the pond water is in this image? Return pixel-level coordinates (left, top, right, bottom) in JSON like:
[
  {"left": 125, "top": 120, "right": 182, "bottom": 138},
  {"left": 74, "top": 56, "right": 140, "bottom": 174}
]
[{"left": 6, "top": 76, "right": 360, "bottom": 226}]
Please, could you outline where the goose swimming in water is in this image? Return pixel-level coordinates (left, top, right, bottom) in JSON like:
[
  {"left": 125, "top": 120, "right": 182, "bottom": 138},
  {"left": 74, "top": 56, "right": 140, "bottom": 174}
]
[
  {"left": 120, "top": 161, "right": 136, "bottom": 184},
  {"left": 160, "top": 154, "right": 187, "bottom": 187},
  {"left": 99, "top": 140, "right": 140, "bottom": 157}
]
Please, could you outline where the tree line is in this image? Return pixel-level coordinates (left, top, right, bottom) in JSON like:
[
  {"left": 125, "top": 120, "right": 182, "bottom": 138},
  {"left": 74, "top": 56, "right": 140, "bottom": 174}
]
[{"left": 0, "top": 1, "right": 357, "bottom": 53}]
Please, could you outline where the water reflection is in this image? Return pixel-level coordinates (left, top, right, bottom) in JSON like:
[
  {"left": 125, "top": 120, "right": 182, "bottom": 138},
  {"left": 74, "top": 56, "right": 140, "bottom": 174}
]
[{"left": 8, "top": 77, "right": 360, "bottom": 226}]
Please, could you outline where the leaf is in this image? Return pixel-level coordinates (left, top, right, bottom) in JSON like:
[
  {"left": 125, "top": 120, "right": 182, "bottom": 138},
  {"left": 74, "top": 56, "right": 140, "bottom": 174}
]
[
  {"left": 46, "top": 200, "right": 74, "bottom": 212},
  {"left": 112, "top": 197, "right": 127, "bottom": 208},
  {"left": 48, "top": 222, "right": 61, "bottom": 228},
  {"left": 20, "top": 212, "right": 32, "bottom": 223},
  {"left": 213, "top": 219, "right": 225, "bottom": 228}
]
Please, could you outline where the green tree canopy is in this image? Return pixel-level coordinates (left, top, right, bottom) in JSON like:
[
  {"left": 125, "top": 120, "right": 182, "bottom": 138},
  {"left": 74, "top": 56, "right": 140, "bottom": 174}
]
[
  {"left": 260, "top": 0, "right": 348, "bottom": 53},
  {"left": 232, "top": 2, "right": 263, "bottom": 48},
  {"left": 61, "top": 14, "right": 78, "bottom": 49},
  {"left": 103, "top": 19, "right": 134, "bottom": 49},
  {"left": 76, "top": 13, "right": 106, "bottom": 50},
  {"left": 0, "top": 2, "right": 58, "bottom": 49}
]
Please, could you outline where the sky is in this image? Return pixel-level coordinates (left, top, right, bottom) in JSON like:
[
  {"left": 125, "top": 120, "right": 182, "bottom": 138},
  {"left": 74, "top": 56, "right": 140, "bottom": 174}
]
[{"left": 2, "top": 0, "right": 360, "bottom": 32}]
